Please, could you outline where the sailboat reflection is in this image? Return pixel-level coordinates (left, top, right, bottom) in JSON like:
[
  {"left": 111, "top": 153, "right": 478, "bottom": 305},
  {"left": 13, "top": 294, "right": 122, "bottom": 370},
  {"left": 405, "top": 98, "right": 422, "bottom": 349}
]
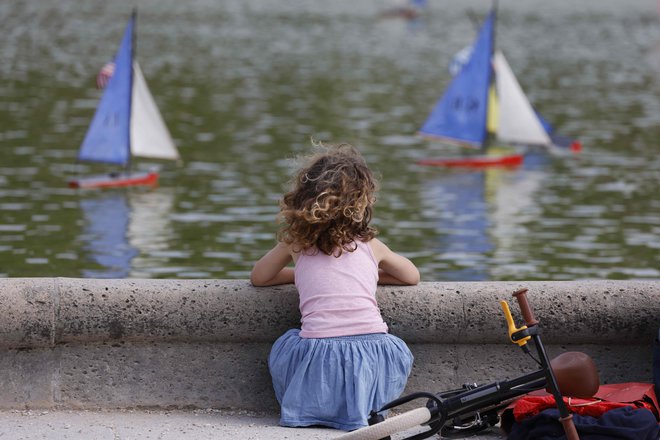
[
  {"left": 79, "top": 189, "right": 176, "bottom": 278},
  {"left": 126, "top": 189, "right": 176, "bottom": 277},
  {"left": 424, "top": 171, "right": 492, "bottom": 280},
  {"left": 422, "top": 161, "right": 547, "bottom": 281},
  {"left": 80, "top": 192, "right": 137, "bottom": 278}
]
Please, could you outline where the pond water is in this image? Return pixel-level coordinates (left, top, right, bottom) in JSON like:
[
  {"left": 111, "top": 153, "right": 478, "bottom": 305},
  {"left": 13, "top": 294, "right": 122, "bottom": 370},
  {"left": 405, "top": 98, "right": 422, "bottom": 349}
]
[{"left": 1, "top": 0, "right": 659, "bottom": 281}]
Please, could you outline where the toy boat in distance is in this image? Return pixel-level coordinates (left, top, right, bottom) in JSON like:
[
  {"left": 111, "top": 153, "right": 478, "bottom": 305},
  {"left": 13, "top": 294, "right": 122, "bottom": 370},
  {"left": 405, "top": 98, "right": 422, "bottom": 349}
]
[
  {"left": 68, "top": 11, "right": 180, "bottom": 189},
  {"left": 417, "top": 6, "right": 581, "bottom": 169}
]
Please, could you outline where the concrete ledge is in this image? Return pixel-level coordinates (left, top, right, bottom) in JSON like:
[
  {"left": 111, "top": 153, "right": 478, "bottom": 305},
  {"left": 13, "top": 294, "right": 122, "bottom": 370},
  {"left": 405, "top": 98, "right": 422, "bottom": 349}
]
[
  {"left": 0, "top": 408, "right": 504, "bottom": 439},
  {"left": 0, "top": 278, "right": 658, "bottom": 411}
]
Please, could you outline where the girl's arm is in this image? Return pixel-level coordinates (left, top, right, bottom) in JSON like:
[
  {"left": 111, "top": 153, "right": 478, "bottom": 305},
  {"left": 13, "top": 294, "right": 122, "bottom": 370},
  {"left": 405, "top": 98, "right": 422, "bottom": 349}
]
[
  {"left": 369, "top": 238, "right": 420, "bottom": 285},
  {"left": 250, "top": 242, "right": 295, "bottom": 286}
]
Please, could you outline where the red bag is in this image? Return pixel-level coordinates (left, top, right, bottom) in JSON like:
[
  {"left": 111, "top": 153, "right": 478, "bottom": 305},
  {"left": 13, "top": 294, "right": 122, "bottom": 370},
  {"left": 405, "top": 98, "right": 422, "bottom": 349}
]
[{"left": 501, "top": 382, "right": 660, "bottom": 434}]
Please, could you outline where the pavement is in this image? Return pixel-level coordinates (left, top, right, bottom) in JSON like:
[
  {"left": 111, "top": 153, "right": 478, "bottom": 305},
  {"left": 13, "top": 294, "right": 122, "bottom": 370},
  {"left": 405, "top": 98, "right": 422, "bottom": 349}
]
[{"left": 0, "top": 408, "right": 506, "bottom": 440}]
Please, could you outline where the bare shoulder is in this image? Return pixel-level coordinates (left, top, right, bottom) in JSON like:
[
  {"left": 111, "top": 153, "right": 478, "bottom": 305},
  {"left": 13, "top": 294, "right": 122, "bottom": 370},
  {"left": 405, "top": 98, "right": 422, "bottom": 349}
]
[
  {"left": 274, "top": 241, "right": 294, "bottom": 255},
  {"left": 367, "top": 237, "right": 420, "bottom": 285},
  {"left": 367, "top": 237, "right": 390, "bottom": 261}
]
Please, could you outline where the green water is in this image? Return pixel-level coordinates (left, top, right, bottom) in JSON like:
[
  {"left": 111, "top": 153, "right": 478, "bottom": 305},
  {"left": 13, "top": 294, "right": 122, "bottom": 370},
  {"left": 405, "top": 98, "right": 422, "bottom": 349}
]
[{"left": 1, "top": 0, "right": 659, "bottom": 280}]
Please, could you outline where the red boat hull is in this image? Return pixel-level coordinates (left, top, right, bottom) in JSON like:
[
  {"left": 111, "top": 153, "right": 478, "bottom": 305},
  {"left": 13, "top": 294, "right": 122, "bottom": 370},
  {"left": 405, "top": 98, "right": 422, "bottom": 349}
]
[
  {"left": 417, "top": 154, "right": 523, "bottom": 168},
  {"left": 68, "top": 171, "right": 159, "bottom": 189}
]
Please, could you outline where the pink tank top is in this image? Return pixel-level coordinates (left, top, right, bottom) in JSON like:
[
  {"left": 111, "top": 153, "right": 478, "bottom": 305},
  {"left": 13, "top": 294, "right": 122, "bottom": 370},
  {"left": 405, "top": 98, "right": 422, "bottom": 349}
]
[{"left": 294, "top": 240, "right": 388, "bottom": 338}]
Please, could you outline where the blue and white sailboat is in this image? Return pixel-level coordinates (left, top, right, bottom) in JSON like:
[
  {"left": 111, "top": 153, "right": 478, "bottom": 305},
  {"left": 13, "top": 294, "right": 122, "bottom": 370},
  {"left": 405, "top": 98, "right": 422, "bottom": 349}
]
[
  {"left": 417, "top": 8, "right": 580, "bottom": 168},
  {"left": 69, "top": 12, "right": 180, "bottom": 189}
]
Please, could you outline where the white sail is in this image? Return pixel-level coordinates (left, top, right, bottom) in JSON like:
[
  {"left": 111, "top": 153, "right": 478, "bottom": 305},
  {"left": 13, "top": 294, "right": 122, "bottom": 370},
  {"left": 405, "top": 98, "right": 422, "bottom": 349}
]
[
  {"left": 130, "top": 62, "right": 180, "bottom": 161},
  {"left": 493, "top": 51, "right": 551, "bottom": 146}
]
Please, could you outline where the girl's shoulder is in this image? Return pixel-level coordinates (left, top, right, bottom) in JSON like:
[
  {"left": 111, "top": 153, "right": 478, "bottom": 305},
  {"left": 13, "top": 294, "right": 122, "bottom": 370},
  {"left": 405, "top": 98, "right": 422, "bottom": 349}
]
[
  {"left": 365, "top": 237, "right": 387, "bottom": 262},
  {"left": 363, "top": 237, "right": 380, "bottom": 246},
  {"left": 270, "top": 241, "right": 301, "bottom": 263},
  {"left": 365, "top": 237, "right": 384, "bottom": 248},
  {"left": 287, "top": 242, "right": 309, "bottom": 264}
]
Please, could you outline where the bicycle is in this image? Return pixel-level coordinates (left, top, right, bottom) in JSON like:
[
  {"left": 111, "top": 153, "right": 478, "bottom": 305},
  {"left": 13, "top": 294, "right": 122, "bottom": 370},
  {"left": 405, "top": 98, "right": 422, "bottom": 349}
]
[{"left": 337, "top": 288, "right": 600, "bottom": 440}]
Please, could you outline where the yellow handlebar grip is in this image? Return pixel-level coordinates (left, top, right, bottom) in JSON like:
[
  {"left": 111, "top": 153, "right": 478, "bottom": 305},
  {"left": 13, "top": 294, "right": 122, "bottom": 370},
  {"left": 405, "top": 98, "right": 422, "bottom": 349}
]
[{"left": 500, "top": 300, "right": 531, "bottom": 347}]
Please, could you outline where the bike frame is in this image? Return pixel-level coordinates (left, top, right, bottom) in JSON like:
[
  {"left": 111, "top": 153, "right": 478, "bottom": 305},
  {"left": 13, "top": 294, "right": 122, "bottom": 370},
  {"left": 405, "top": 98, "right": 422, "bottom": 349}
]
[{"left": 363, "top": 289, "right": 580, "bottom": 440}]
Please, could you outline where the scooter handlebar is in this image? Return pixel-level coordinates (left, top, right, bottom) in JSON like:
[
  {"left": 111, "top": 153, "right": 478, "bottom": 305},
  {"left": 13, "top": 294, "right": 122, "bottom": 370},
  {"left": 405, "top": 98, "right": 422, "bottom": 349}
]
[{"left": 512, "top": 288, "right": 539, "bottom": 327}]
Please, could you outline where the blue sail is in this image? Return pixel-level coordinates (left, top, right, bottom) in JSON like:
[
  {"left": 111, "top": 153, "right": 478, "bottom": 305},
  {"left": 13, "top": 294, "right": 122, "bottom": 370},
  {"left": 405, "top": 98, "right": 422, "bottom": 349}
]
[
  {"left": 419, "top": 11, "right": 495, "bottom": 147},
  {"left": 78, "top": 15, "right": 134, "bottom": 165}
]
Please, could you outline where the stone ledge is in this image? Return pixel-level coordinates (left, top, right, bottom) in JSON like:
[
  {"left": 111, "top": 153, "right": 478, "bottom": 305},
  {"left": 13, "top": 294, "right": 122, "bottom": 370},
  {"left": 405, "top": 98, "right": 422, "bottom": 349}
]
[
  {"left": 0, "top": 278, "right": 657, "bottom": 410},
  {"left": 2, "top": 278, "right": 657, "bottom": 347}
]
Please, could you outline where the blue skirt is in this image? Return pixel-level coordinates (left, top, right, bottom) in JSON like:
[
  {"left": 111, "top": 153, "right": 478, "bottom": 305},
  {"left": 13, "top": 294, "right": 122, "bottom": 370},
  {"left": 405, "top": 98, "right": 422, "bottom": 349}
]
[{"left": 268, "top": 329, "right": 414, "bottom": 431}]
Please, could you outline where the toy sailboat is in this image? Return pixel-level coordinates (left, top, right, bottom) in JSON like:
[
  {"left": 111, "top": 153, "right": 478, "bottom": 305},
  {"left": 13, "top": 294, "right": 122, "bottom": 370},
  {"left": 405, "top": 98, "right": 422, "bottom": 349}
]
[
  {"left": 417, "top": 7, "right": 580, "bottom": 168},
  {"left": 68, "top": 12, "right": 180, "bottom": 189}
]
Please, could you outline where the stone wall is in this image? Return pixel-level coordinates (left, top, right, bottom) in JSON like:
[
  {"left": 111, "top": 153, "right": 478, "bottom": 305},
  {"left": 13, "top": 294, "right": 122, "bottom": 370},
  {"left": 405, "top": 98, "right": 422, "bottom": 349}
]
[{"left": 0, "top": 278, "right": 657, "bottom": 410}]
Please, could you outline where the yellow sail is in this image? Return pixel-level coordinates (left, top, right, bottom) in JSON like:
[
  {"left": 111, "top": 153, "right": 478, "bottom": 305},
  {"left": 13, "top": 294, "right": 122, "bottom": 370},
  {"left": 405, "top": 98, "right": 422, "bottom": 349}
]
[{"left": 487, "top": 84, "right": 499, "bottom": 135}]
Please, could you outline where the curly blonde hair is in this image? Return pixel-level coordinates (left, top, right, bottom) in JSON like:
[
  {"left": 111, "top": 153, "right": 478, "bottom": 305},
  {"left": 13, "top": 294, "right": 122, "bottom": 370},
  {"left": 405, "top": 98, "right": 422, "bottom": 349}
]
[{"left": 278, "top": 142, "right": 378, "bottom": 256}]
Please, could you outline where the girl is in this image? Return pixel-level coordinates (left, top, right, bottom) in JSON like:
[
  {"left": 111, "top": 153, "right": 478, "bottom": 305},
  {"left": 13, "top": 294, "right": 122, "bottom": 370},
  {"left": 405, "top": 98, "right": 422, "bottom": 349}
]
[{"left": 251, "top": 142, "right": 420, "bottom": 431}]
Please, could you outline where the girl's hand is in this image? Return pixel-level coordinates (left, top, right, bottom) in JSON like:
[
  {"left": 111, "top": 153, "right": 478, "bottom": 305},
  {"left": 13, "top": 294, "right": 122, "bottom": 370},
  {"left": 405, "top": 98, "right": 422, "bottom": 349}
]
[
  {"left": 250, "top": 242, "right": 295, "bottom": 286},
  {"left": 369, "top": 238, "right": 420, "bottom": 285}
]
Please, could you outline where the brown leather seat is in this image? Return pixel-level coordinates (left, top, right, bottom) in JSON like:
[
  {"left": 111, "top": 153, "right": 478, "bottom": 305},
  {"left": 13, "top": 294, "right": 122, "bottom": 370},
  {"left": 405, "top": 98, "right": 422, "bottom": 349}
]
[{"left": 550, "top": 351, "right": 600, "bottom": 398}]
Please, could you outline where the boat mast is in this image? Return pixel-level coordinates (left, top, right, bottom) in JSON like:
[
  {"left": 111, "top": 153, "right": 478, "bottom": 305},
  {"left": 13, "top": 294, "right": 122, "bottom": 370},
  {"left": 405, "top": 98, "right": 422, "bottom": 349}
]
[
  {"left": 482, "top": 0, "right": 498, "bottom": 152},
  {"left": 126, "top": 9, "right": 137, "bottom": 173},
  {"left": 492, "top": 0, "right": 499, "bottom": 47}
]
